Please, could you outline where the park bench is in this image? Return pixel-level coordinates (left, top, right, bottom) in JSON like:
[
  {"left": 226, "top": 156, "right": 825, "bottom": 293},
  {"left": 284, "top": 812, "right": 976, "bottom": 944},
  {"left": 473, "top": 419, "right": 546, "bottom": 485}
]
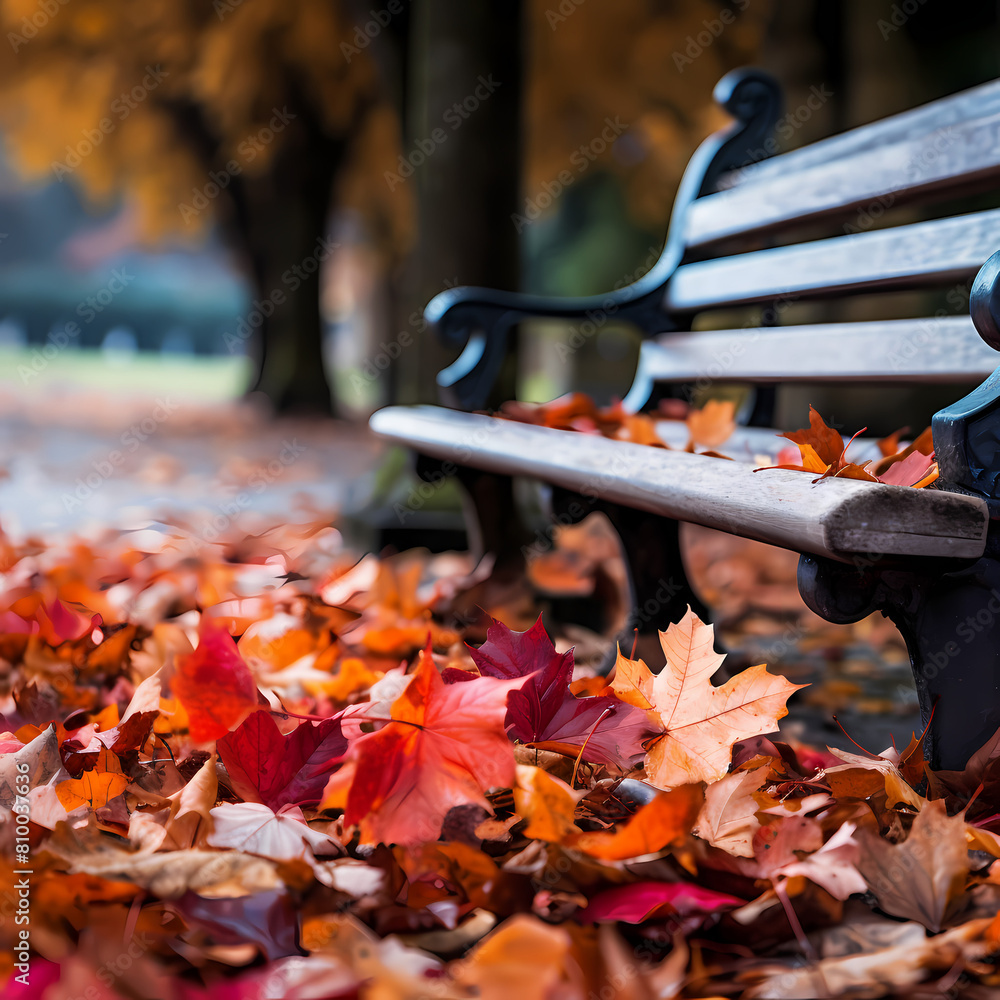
[{"left": 371, "top": 68, "right": 1000, "bottom": 770}]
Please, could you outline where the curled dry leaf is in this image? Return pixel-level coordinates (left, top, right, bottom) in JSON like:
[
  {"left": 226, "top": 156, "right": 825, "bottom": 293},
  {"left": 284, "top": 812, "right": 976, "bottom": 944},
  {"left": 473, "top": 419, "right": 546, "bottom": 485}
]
[
  {"left": 858, "top": 799, "right": 970, "bottom": 931},
  {"left": 744, "top": 918, "right": 992, "bottom": 999},
  {"left": 513, "top": 764, "right": 584, "bottom": 843},
  {"left": 820, "top": 745, "right": 924, "bottom": 812},
  {"left": 47, "top": 836, "right": 283, "bottom": 899},
  {"left": 0, "top": 724, "right": 64, "bottom": 807},
  {"left": 572, "top": 783, "right": 703, "bottom": 860},
  {"left": 773, "top": 822, "right": 868, "bottom": 901},
  {"left": 693, "top": 766, "right": 767, "bottom": 858}
]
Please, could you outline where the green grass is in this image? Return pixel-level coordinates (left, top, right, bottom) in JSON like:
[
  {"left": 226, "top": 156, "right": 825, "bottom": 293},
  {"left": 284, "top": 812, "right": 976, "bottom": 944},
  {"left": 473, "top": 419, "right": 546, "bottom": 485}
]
[{"left": 0, "top": 346, "right": 251, "bottom": 399}]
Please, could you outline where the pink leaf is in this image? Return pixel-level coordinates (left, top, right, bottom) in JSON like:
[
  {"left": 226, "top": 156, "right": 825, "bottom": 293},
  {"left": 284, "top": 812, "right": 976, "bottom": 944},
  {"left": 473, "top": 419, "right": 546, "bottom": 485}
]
[
  {"left": 578, "top": 881, "right": 744, "bottom": 924},
  {"left": 876, "top": 449, "right": 937, "bottom": 487}
]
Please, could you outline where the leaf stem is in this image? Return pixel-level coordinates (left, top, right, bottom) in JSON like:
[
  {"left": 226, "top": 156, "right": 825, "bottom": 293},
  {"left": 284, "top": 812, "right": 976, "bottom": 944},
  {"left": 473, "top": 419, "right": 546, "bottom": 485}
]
[
  {"left": 571, "top": 705, "right": 614, "bottom": 787},
  {"left": 774, "top": 880, "right": 816, "bottom": 962}
]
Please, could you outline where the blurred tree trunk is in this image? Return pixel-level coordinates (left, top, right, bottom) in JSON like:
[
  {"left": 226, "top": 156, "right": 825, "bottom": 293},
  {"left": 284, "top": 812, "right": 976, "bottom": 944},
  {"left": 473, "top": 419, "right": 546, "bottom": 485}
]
[
  {"left": 398, "top": 0, "right": 523, "bottom": 405},
  {"left": 230, "top": 110, "right": 345, "bottom": 417},
  {"left": 239, "top": 164, "right": 337, "bottom": 415},
  {"left": 167, "top": 91, "right": 351, "bottom": 418}
]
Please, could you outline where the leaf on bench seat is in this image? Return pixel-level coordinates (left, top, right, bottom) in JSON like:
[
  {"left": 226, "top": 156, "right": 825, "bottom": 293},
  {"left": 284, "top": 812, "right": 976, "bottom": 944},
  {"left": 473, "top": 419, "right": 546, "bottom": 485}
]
[
  {"left": 499, "top": 393, "right": 668, "bottom": 448},
  {"left": 870, "top": 427, "right": 938, "bottom": 487},
  {"left": 757, "top": 406, "right": 939, "bottom": 488},
  {"left": 685, "top": 399, "right": 737, "bottom": 450},
  {"left": 875, "top": 450, "right": 938, "bottom": 488}
]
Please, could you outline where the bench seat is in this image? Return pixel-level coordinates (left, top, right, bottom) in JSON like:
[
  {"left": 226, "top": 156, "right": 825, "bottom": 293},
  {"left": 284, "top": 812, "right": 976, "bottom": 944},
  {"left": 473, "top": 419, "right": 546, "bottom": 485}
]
[
  {"left": 371, "top": 406, "right": 988, "bottom": 563},
  {"left": 372, "top": 69, "right": 1000, "bottom": 769}
]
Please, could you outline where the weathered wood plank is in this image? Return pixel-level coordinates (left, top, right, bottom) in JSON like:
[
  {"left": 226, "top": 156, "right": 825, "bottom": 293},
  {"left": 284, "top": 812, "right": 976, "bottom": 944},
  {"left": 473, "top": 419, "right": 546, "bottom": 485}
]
[
  {"left": 667, "top": 209, "right": 1000, "bottom": 312},
  {"left": 686, "top": 108, "right": 1000, "bottom": 247},
  {"left": 634, "top": 316, "right": 998, "bottom": 385},
  {"left": 718, "top": 78, "right": 1000, "bottom": 190},
  {"left": 370, "top": 407, "right": 988, "bottom": 562}
]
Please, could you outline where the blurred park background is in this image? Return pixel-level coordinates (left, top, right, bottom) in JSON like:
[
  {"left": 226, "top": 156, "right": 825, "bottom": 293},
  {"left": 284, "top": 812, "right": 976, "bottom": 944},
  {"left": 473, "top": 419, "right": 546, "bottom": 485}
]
[
  {"left": 1, "top": 0, "right": 999, "bottom": 749},
  {"left": 0, "top": 0, "right": 997, "bottom": 536},
  {"left": 0, "top": 0, "right": 998, "bottom": 426}
]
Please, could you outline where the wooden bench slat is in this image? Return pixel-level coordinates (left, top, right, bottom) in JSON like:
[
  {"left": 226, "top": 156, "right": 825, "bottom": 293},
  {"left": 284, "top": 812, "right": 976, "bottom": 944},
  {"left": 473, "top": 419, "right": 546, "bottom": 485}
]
[
  {"left": 370, "top": 407, "right": 988, "bottom": 562},
  {"left": 686, "top": 108, "right": 1000, "bottom": 248},
  {"left": 632, "top": 316, "right": 998, "bottom": 386},
  {"left": 718, "top": 78, "right": 1000, "bottom": 190},
  {"left": 668, "top": 209, "right": 1000, "bottom": 312}
]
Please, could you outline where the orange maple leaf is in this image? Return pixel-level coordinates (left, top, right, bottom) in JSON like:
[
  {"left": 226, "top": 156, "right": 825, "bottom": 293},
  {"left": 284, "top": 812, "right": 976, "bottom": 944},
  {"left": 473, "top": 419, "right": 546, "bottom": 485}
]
[
  {"left": 56, "top": 745, "right": 129, "bottom": 811},
  {"left": 759, "top": 408, "right": 940, "bottom": 488},
  {"left": 321, "top": 647, "right": 527, "bottom": 846},
  {"left": 612, "top": 608, "right": 804, "bottom": 787},
  {"left": 758, "top": 406, "right": 875, "bottom": 481},
  {"left": 572, "top": 784, "right": 703, "bottom": 859},
  {"left": 781, "top": 405, "right": 848, "bottom": 467}
]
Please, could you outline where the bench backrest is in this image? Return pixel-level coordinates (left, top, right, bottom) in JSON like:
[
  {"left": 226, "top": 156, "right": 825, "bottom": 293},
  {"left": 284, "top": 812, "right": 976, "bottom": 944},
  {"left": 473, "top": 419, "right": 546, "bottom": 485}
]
[
  {"left": 626, "top": 72, "right": 1000, "bottom": 408},
  {"left": 427, "top": 69, "right": 1000, "bottom": 422}
]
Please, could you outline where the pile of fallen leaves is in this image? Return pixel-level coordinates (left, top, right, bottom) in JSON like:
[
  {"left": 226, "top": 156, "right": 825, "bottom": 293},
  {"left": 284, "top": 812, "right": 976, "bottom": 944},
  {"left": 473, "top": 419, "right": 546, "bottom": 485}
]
[
  {"left": 3, "top": 520, "right": 1000, "bottom": 1000},
  {"left": 502, "top": 395, "right": 940, "bottom": 488}
]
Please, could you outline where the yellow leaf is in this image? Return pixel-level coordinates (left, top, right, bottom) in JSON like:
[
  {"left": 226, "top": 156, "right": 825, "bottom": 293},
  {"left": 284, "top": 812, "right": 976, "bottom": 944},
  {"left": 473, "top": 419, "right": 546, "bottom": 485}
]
[
  {"left": 687, "top": 399, "right": 736, "bottom": 448},
  {"left": 56, "top": 746, "right": 128, "bottom": 811},
  {"left": 513, "top": 765, "right": 582, "bottom": 843},
  {"left": 609, "top": 646, "right": 654, "bottom": 711},
  {"left": 325, "top": 657, "right": 385, "bottom": 702}
]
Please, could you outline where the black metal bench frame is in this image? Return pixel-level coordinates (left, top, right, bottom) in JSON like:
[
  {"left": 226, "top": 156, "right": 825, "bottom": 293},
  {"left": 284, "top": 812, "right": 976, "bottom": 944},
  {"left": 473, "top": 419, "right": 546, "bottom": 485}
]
[{"left": 373, "top": 69, "right": 1000, "bottom": 771}]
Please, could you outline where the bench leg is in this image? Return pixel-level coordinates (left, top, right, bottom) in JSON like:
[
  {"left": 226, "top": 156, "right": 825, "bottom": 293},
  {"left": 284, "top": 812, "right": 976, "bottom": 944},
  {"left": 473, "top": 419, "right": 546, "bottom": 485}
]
[
  {"left": 798, "top": 553, "right": 1000, "bottom": 770},
  {"left": 415, "top": 456, "right": 532, "bottom": 582},
  {"left": 600, "top": 505, "right": 711, "bottom": 670},
  {"left": 547, "top": 489, "right": 710, "bottom": 672}
]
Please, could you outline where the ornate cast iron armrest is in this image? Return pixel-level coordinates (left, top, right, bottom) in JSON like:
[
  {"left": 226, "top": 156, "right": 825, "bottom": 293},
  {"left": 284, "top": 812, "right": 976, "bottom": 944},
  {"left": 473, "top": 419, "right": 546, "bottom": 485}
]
[{"left": 429, "top": 68, "right": 783, "bottom": 411}]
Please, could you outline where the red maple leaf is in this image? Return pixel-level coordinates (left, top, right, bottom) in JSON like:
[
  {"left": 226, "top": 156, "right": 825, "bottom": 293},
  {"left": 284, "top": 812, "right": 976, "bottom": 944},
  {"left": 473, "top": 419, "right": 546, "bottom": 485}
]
[
  {"left": 468, "top": 616, "right": 651, "bottom": 769},
  {"left": 172, "top": 620, "right": 261, "bottom": 742},
  {"left": 322, "top": 646, "right": 526, "bottom": 846},
  {"left": 218, "top": 710, "right": 348, "bottom": 810}
]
